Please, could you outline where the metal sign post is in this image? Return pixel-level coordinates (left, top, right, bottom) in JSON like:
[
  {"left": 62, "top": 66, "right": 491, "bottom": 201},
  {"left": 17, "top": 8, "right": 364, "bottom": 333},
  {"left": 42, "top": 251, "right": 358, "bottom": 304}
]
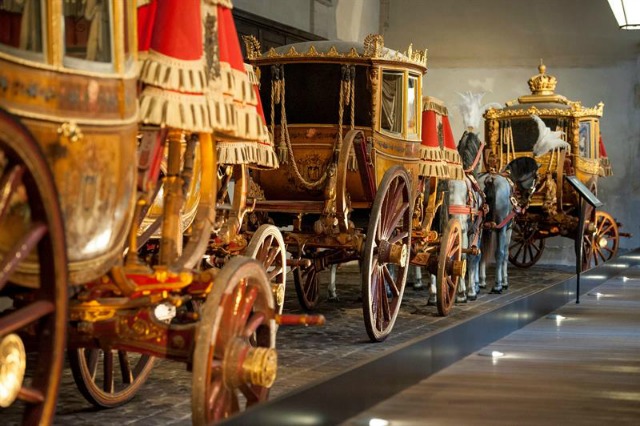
[{"left": 565, "top": 176, "right": 603, "bottom": 304}]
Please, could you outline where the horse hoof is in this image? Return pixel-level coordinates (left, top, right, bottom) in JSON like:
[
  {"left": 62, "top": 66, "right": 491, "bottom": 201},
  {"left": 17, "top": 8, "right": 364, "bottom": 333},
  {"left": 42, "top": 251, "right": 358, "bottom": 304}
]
[
  {"left": 478, "top": 284, "right": 487, "bottom": 289},
  {"left": 490, "top": 288, "right": 502, "bottom": 294},
  {"left": 467, "top": 294, "right": 477, "bottom": 301},
  {"left": 327, "top": 296, "right": 340, "bottom": 303},
  {"left": 427, "top": 295, "right": 437, "bottom": 306},
  {"left": 456, "top": 295, "right": 467, "bottom": 304}
]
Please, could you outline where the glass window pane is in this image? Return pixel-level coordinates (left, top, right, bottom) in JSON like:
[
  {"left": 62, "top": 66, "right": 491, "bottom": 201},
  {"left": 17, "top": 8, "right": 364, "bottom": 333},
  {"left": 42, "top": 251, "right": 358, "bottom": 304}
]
[
  {"left": 381, "top": 71, "right": 403, "bottom": 134},
  {"left": 0, "top": 0, "right": 44, "bottom": 53},
  {"left": 407, "top": 75, "right": 419, "bottom": 135},
  {"left": 579, "top": 121, "right": 591, "bottom": 158},
  {"left": 64, "top": 0, "right": 112, "bottom": 63}
]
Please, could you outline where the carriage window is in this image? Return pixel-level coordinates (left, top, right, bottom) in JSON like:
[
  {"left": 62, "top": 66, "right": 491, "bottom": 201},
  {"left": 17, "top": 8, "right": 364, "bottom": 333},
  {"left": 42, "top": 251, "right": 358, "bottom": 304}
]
[
  {"left": 64, "top": 0, "right": 113, "bottom": 68},
  {"left": 407, "top": 75, "right": 419, "bottom": 136},
  {"left": 380, "top": 71, "right": 404, "bottom": 134},
  {"left": 579, "top": 122, "right": 592, "bottom": 158},
  {"left": 257, "top": 63, "right": 371, "bottom": 126},
  {"left": 0, "top": 0, "right": 44, "bottom": 57},
  {"left": 509, "top": 117, "right": 562, "bottom": 152}
]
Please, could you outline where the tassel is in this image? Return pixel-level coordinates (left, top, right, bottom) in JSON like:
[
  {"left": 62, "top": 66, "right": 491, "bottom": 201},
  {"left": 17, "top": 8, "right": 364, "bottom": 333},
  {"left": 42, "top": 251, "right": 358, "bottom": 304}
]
[
  {"left": 348, "top": 149, "right": 357, "bottom": 171},
  {"left": 277, "top": 140, "right": 288, "bottom": 164}
]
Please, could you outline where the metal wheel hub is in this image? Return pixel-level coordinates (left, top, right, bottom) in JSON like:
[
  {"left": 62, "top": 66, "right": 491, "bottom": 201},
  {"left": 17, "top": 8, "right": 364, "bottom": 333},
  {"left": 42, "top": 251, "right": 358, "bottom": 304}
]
[
  {"left": 453, "top": 259, "right": 467, "bottom": 278},
  {"left": 224, "top": 339, "right": 278, "bottom": 389},
  {"left": 271, "top": 283, "right": 285, "bottom": 307},
  {"left": 0, "top": 334, "right": 26, "bottom": 408},
  {"left": 378, "top": 241, "right": 408, "bottom": 267}
]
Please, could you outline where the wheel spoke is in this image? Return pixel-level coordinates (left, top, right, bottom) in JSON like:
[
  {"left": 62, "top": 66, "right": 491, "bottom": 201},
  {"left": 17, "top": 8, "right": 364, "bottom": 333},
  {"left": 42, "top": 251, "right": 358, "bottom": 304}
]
[
  {"left": 0, "top": 222, "right": 47, "bottom": 291},
  {"left": 382, "top": 265, "right": 399, "bottom": 297},
  {"left": 384, "top": 201, "right": 409, "bottom": 238},
  {"left": 103, "top": 350, "right": 114, "bottom": 393},
  {"left": 234, "top": 286, "right": 258, "bottom": 337},
  {"left": 0, "top": 300, "right": 54, "bottom": 335},
  {"left": 118, "top": 351, "right": 133, "bottom": 385},
  {"left": 0, "top": 163, "right": 25, "bottom": 219},
  {"left": 87, "top": 349, "right": 100, "bottom": 380},
  {"left": 243, "top": 312, "right": 266, "bottom": 338},
  {"left": 379, "top": 271, "right": 391, "bottom": 323},
  {"left": 239, "top": 383, "right": 263, "bottom": 405},
  {"left": 388, "top": 229, "right": 408, "bottom": 245}
]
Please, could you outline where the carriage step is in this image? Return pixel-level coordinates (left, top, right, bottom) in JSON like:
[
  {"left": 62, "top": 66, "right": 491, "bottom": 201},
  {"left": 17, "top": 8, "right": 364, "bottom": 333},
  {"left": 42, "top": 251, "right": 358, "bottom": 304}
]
[{"left": 276, "top": 314, "right": 326, "bottom": 327}]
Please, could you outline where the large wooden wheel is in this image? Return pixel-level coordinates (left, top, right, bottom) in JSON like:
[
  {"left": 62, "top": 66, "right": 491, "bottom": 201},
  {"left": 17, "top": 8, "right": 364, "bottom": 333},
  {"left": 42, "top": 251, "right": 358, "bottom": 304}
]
[
  {"left": 509, "top": 219, "right": 545, "bottom": 268},
  {"left": 436, "top": 218, "right": 464, "bottom": 316},
  {"left": 68, "top": 348, "right": 155, "bottom": 408},
  {"left": 245, "top": 224, "right": 287, "bottom": 315},
  {"left": 582, "top": 210, "right": 619, "bottom": 270},
  {"left": 293, "top": 248, "right": 321, "bottom": 311},
  {"left": 192, "top": 256, "right": 276, "bottom": 424},
  {"left": 362, "top": 166, "right": 411, "bottom": 342},
  {"left": 0, "top": 109, "right": 68, "bottom": 424}
]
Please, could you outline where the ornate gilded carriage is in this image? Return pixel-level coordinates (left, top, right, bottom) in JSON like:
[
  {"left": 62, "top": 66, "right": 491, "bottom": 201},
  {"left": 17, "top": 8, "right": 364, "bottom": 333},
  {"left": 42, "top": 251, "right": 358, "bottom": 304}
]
[
  {"left": 244, "top": 35, "right": 467, "bottom": 340},
  {"left": 0, "top": 1, "right": 318, "bottom": 424},
  {"left": 484, "top": 64, "right": 620, "bottom": 269}
]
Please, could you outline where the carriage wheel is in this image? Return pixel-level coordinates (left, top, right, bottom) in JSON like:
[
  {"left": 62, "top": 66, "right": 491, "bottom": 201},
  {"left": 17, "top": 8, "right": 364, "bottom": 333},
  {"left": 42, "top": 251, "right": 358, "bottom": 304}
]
[
  {"left": 509, "top": 220, "right": 545, "bottom": 268},
  {"left": 293, "top": 249, "right": 320, "bottom": 311},
  {"left": 192, "top": 256, "right": 276, "bottom": 424},
  {"left": 245, "top": 224, "right": 287, "bottom": 315},
  {"left": 68, "top": 349, "right": 155, "bottom": 408},
  {"left": 0, "top": 109, "right": 68, "bottom": 424},
  {"left": 582, "top": 211, "right": 619, "bottom": 270},
  {"left": 436, "top": 218, "right": 464, "bottom": 316},
  {"left": 362, "top": 166, "right": 411, "bottom": 342}
]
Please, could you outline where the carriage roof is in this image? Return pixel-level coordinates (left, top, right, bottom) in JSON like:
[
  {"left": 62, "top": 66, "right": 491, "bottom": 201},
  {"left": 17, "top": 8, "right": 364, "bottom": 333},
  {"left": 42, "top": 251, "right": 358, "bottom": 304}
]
[
  {"left": 244, "top": 35, "right": 428, "bottom": 74},
  {"left": 484, "top": 64, "right": 604, "bottom": 121}
]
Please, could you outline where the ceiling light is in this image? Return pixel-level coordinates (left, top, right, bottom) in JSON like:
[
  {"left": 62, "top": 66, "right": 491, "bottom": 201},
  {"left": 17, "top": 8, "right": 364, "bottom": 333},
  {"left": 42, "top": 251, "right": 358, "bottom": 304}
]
[
  {"left": 369, "top": 419, "right": 390, "bottom": 426},
  {"left": 608, "top": 0, "right": 640, "bottom": 29}
]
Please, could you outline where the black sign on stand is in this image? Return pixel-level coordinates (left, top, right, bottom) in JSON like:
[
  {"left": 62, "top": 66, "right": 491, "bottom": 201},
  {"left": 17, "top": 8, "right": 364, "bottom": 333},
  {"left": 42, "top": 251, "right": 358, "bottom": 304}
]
[{"left": 565, "top": 175, "right": 603, "bottom": 304}]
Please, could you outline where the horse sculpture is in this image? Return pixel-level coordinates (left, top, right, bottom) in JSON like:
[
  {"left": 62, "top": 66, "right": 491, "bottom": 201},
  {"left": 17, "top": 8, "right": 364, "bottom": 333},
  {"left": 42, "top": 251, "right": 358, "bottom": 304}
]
[
  {"left": 474, "top": 157, "right": 539, "bottom": 293},
  {"left": 425, "top": 92, "right": 500, "bottom": 303}
]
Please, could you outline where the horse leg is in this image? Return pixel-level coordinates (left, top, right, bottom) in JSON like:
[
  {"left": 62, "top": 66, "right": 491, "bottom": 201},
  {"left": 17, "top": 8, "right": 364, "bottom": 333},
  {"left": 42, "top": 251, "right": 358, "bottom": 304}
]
[
  {"left": 466, "top": 252, "right": 478, "bottom": 301},
  {"left": 502, "top": 227, "right": 513, "bottom": 289},
  {"left": 411, "top": 266, "right": 425, "bottom": 291},
  {"left": 328, "top": 264, "right": 339, "bottom": 301},
  {"left": 490, "top": 228, "right": 507, "bottom": 294},
  {"left": 478, "top": 232, "right": 490, "bottom": 289},
  {"left": 427, "top": 274, "right": 437, "bottom": 305}
]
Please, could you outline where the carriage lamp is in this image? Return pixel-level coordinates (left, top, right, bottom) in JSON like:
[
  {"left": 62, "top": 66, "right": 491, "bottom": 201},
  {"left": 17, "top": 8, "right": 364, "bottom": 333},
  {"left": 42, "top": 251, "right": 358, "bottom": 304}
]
[{"left": 608, "top": 0, "right": 640, "bottom": 29}]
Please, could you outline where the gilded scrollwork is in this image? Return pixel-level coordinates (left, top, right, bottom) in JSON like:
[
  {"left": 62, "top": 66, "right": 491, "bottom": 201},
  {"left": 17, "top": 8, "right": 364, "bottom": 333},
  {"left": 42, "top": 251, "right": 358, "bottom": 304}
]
[{"left": 254, "top": 34, "right": 427, "bottom": 69}]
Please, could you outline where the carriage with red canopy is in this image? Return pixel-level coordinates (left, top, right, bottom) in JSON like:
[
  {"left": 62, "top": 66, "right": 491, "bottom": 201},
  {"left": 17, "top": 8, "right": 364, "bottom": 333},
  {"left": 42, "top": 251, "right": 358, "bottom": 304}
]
[{"left": 0, "top": 1, "right": 321, "bottom": 424}]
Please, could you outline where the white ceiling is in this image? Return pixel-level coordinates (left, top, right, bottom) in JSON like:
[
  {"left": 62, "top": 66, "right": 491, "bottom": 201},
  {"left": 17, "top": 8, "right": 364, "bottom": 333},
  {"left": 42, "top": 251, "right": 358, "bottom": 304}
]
[{"left": 383, "top": 0, "right": 640, "bottom": 68}]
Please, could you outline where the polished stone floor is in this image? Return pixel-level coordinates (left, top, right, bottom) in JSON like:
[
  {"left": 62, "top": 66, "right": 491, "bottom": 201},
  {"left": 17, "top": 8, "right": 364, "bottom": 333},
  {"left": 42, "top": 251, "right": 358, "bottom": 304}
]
[
  {"left": 3, "top": 263, "right": 574, "bottom": 425},
  {"left": 344, "top": 265, "right": 640, "bottom": 425}
]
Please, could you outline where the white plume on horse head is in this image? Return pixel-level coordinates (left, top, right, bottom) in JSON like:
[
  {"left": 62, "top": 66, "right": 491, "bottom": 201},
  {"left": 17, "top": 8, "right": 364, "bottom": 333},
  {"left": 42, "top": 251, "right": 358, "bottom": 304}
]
[
  {"left": 457, "top": 91, "right": 502, "bottom": 133},
  {"left": 530, "top": 114, "right": 570, "bottom": 157}
]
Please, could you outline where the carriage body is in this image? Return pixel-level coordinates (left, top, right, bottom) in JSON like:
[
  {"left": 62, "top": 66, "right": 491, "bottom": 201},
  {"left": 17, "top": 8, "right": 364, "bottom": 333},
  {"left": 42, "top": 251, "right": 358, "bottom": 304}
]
[
  {"left": 484, "top": 65, "right": 618, "bottom": 268},
  {"left": 0, "top": 1, "right": 138, "bottom": 286},
  {"left": 245, "top": 36, "right": 466, "bottom": 338},
  {"left": 247, "top": 38, "right": 427, "bottom": 208},
  {"left": 0, "top": 2, "right": 315, "bottom": 423}
]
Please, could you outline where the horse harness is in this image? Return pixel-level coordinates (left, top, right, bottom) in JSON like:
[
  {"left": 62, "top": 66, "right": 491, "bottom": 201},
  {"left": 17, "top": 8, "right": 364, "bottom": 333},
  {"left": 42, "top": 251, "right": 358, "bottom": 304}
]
[
  {"left": 482, "top": 169, "right": 533, "bottom": 231},
  {"left": 448, "top": 173, "right": 487, "bottom": 248}
]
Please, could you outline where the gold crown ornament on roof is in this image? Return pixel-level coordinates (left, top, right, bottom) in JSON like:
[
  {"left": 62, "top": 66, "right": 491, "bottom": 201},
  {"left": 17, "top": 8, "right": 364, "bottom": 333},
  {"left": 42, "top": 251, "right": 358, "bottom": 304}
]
[{"left": 527, "top": 61, "right": 557, "bottom": 95}]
